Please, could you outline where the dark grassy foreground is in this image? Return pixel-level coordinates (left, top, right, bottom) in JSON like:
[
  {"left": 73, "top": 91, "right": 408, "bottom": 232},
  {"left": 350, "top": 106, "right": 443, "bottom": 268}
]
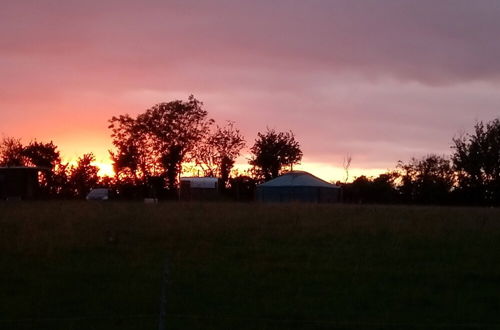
[{"left": 1, "top": 202, "right": 500, "bottom": 329}]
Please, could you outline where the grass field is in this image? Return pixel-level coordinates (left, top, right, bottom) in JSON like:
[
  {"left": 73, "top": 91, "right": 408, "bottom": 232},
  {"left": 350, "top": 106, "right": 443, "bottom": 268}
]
[{"left": 1, "top": 202, "right": 500, "bottom": 329}]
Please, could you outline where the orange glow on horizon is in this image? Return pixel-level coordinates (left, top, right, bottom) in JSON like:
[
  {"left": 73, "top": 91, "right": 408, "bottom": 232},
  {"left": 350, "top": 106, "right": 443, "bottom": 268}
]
[
  {"left": 58, "top": 145, "right": 388, "bottom": 182},
  {"left": 68, "top": 156, "right": 386, "bottom": 182},
  {"left": 60, "top": 147, "right": 387, "bottom": 182}
]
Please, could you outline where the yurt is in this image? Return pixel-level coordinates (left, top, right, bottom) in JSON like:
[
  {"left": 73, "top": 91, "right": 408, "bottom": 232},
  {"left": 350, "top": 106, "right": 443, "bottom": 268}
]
[{"left": 256, "top": 171, "right": 341, "bottom": 203}]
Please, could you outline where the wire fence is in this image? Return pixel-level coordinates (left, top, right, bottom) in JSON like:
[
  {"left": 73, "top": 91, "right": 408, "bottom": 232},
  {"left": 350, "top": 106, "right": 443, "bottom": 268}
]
[
  {"left": 3, "top": 313, "right": 500, "bottom": 329},
  {"left": 3, "top": 258, "right": 500, "bottom": 329}
]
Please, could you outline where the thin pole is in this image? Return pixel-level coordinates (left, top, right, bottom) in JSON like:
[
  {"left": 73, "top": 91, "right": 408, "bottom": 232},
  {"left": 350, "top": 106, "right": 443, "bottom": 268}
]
[{"left": 158, "top": 258, "right": 169, "bottom": 330}]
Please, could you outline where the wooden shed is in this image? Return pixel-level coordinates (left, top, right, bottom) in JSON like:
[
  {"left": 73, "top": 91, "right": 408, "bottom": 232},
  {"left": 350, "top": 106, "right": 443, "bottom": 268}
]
[{"left": 0, "top": 167, "right": 43, "bottom": 200}]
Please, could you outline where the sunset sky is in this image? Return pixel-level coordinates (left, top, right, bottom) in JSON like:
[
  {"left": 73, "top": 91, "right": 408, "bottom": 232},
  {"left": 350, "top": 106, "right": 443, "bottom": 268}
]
[{"left": 2, "top": 0, "right": 500, "bottom": 181}]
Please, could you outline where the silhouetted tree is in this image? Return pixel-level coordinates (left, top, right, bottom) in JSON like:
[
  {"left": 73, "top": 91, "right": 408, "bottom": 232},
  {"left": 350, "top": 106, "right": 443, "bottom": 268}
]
[
  {"left": 109, "top": 95, "right": 213, "bottom": 194},
  {"left": 22, "top": 141, "right": 60, "bottom": 168},
  {"left": 397, "top": 154, "right": 454, "bottom": 204},
  {"left": 249, "top": 129, "right": 302, "bottom": 181},
  {"left": 140, "top": 96, "right": 213, "bottom": 190},
  {"left": 98, "top": 175, "right": 115, "bottom": 190},
  {"left": 22, "top": 140, "right": 66, "bottom": 197},
  {"left": 452, "top": 119, "right": 500, "bottom": 205},
  {"left": 50, "top": 162, "right": 73, "bottom": 198},
  {"left": 0, "top": 137, "right": 24, "bottom": 167},
  {"left": 109, "top": 114, "right": 151, "bottom": 183},
  {"left": 195, "top": 121, "right": 246, "bottom": 187},
  {"left": 0, "top": 138, "right": 72, "bottom": 198},
  {"left": 371, "top": 172, "right": 399, "bottom": 203},
  {"left": 342, "top": 172, "right": 399, "bottom": 204},
  {"left": 346, "top": 175, "right": 372, "bottom": 203},
  {"left": 68, "top": 153, "right": 100, "bottom": 198}
]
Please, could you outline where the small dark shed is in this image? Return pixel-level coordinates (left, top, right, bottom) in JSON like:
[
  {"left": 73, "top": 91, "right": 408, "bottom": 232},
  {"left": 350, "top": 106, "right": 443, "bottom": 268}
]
[
  {"left": 0, "top": 167, "right": 42, "bottom": 200},
  {"left": 256, "top": 171, "right": 341, "bottom": 203}
]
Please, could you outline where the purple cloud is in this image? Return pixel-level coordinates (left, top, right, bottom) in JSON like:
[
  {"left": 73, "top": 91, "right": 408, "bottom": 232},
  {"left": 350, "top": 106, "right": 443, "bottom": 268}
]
[{"left": 1, "top": 0, "right": 500, "bottom": 179}]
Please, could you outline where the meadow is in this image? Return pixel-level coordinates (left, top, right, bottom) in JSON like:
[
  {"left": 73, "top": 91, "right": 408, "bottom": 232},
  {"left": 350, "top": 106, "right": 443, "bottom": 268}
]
[{"left": 1, "top": 202, "right": 500, "bottom": 329}]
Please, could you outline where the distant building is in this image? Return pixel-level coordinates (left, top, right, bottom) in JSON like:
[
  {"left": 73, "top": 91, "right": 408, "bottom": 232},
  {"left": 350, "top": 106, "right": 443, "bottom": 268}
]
[
  {"left": 0, "top": 167, "right": 44, "bottom": 200},
  {"left": 180, "top": 177, "right": 221, "bottom": 201},
  {"left": 256, "top": 171, "right": 341, "bottom": 203}
]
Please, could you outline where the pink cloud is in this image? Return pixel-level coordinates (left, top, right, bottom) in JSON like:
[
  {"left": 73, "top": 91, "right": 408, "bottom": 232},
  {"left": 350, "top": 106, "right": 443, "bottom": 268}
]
[{"left": 1, "top": 0, "right": 500, "bottom": 180}]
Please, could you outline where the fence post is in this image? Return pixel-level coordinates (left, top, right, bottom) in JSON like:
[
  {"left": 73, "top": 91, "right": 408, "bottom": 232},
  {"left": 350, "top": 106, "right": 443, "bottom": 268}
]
[{"left": 158, "top": 258, "right": 169, "bottom": 330}]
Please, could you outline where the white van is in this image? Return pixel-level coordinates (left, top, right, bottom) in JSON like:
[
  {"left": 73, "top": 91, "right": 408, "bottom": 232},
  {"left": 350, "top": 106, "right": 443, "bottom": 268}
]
[{"left": 86, "top": 188, "right": 109, "bottom": 201}]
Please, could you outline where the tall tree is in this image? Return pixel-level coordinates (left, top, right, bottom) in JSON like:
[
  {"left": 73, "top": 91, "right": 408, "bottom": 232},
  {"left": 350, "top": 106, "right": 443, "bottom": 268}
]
[
  {"left": 452, "top": 119, "right": 500, "bottom": 204},
  {"left": 249, "top": 129, "right": 302, "bottom": 181},
  {"left": 108, "top": 95, "right": 213, "bottom": 191},
  {"left": 139, "top": 95, "right": 213, "bottom": 189},
  {"left": 195, "top": 121, "right": 246, "bottom": 187}
]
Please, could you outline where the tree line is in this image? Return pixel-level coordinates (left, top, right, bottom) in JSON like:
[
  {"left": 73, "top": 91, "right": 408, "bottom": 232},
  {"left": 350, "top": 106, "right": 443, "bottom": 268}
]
[
  {"left": 1, "top": 96, "right": 302, "bottom": 200},
  {"left": 1, "top": 95, "right": 499, "bottom": 205},
  {"left": 342, "top": 119, "right": 500, "bottom": 206},
  {"left": 0, "top": 138, "right": 100, "bottom": 198}
]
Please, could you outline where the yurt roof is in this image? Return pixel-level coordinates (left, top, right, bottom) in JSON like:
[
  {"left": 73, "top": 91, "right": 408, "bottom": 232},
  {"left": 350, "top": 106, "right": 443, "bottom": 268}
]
[{"left": 258, "top": 171, "right": 339, "bottom": 188}]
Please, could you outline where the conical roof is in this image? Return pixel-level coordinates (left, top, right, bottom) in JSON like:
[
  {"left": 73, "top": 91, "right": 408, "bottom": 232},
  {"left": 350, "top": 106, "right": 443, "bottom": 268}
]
[{"left": 258, "top": 171, "right": 339, "bottom": 188}]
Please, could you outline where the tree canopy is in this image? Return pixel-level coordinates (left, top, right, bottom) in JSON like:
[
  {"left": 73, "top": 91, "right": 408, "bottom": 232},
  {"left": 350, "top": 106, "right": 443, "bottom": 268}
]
[
  {"left": 452, "top": 119, "right": 500, "bottom": 204},
  {"left": 0, "top": 137, "right": 24, "bottom": 167},
  {"left": 397, "top": 154, "right": 454, "bottom": 204},
  {"left": 109, "top": 95, "right": 213, "bottom": 190},
  {"left": 195, "top": 121, "right": 246, "bottom": 187},
  {"left": 249, "top": 129, "right": 303, "bottom": 181},
  {"left": 68, "top": 153, "right": 100, "bottom": 198}
]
